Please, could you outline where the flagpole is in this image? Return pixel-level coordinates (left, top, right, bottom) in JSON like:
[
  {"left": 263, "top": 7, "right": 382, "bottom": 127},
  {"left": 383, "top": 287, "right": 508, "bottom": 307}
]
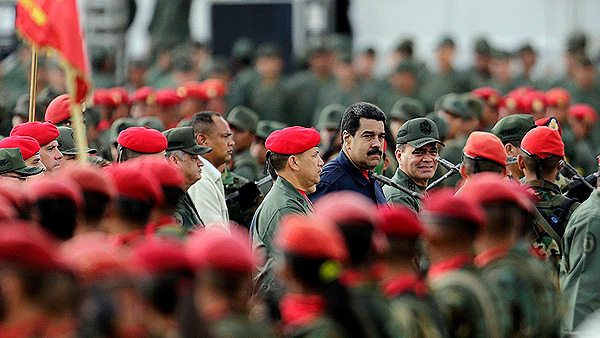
[
  {"left": 64, "top": 67, "right": 89, "bottom": 164},
  {"left": 27, "top": 46, "right": 38, "bottom": 122}
]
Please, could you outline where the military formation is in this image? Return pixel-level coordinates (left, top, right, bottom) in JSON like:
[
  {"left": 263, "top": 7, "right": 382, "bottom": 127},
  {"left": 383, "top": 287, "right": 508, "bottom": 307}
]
[{"left": 1, "top": 28, "right": 600, "bottom": 338}]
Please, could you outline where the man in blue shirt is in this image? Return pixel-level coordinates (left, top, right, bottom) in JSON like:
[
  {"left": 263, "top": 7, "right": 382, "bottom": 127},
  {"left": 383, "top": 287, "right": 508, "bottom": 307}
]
[{"left": 309, "top": 101, "right": 387, "bottom": 204}]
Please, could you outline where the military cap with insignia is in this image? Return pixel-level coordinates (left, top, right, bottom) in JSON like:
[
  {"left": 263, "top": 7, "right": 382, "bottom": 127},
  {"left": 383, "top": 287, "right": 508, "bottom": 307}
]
[
  {"left": 45, "top": 94, "right": 77, "bottom": 125},
  {"left": 390, "top": 97, "right": 426, "bottom": 122},
  {"left": 521, "top": 126, "right": 565, "bottom": 159},
  {"left": 155, "top": 89, "right": 183, "bottom": 108},
  {"left": 11, "top": 121, "right": 60, "bottom": 146},
  {"left": 57, "top": 126, "right": 97, "bottom": 155},
  {"left": 0, "top": 148, "right": 43, "bottom": 176},
  {"left": 568, "top": 104, "right": 598, "bottom": 125},
  {"left": 227, "top": 106, "right": 259, "bottom": 133},
  {"left": 396, "top": 117, "right": 444, "bottom": 148},
  {"left": 163, "top": 126, "right": 212, "bottom": 155},
  {"left": 317, "top": 104, "right": 345, "bottom": 130},
  {"left": 491, "top": 114, "right": 535, "bottom": 143},
  {"left": 131, "top": 86, "right": 155, "bottom": 104},
  {"left": 535, "top": 116, "right": 562, "bottom": 136},
  {"left": 256, "top": 120, "right": 287, "bottom": 140},
  {"left": 461, "top": 93, "right": 484, "bottom": 119},
  {"left": 545, "top": 88, "right": 571, "bottom": 108},
  {"left": 472, "top": 87, "right": 501, "bottom": 108}
]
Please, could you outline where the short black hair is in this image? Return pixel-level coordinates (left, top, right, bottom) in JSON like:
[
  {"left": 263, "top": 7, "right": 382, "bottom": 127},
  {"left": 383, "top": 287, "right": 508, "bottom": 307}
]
[
  {"left": 266, "top": 151, "right": 291, "bottom": 180},
  {"left": 115, "top": 197, "right": 153, "bottom": 228},
  {"left": 340, "top": 102, "right": 387, "bottom": 139},
  {"left": 82, "top": 191, "right": 110, "bottom": 225},
  {"left": 190, "top": 111, "right": 221, "bottom": 138},
  {"left": 462, "top": 156, "right": 505, "bottom": 176},
  {"left": 161, "top": 186, "right": 184, "bottom": 213},
  {"left": 116, "top": 145, "right": 143, "bottom": 163},
  {"left": 521, "top": 153, "right": 561, "bottom": 180},
  {"left": 36, "top": 198, "right": 78, "bottom": 240}
]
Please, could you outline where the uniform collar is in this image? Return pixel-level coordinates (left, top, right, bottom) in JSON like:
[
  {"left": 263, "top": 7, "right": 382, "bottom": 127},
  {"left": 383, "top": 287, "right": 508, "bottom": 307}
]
[
  {"left": 339, "top": 150, "right": 370, "bottom": 186},
  {"left": 280, "top": 294, "right": 326, "bottom": 327},
  {"left": 395, "top": 169, "right": 427, "bottom": 193},
  {"left": 382, "top": 272, "right": 428, "bottom": 298},
  {"left": 199, "top": 155, "right": 222, "bottom": 183},
  {"left": 526, "top": 179, "right": 561, "bottom": 194},
  {"left": 473, "top": 245, "right": 511, "bottom": 268},
  {"left": 428, "top": 253, "right": 473, "bottom": 279}
]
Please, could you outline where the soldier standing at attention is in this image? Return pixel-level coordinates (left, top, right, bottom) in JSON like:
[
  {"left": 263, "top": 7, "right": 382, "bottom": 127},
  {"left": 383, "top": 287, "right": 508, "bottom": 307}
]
[
  {"left": 227, "top": 106, "right": 262, "bottom": 181},
  {"left": 309, "top": 102, "right": 387, "bottom": 204},
  {"left": 251, "top": 126, "right": 323, "bottom": 297},
  {"left": 490, "top": 114, "right": 535, "bottom": 180},
  {"left": 384, "top": 117, "right": 444, "bottom": 212}
]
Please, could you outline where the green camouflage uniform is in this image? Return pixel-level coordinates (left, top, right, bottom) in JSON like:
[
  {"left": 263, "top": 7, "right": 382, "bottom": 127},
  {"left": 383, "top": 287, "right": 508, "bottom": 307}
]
[
  {"left": 210, "top": 313, "right": 275, "bottom": 338},
  {"left": 251, "top": 177, "right": 313, "bottom": 293},
  {"left": 383, "top": 169, "right": 425, "bottom": 212}
]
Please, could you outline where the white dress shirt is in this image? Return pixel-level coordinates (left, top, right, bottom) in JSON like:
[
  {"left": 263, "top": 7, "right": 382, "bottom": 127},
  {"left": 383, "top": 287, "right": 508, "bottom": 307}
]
[{"left": 188, "top": 156, "right": 229, "bottom": 228}]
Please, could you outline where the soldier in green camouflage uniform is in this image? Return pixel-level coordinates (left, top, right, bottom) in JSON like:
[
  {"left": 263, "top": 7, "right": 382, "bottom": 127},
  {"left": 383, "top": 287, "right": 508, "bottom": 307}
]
[
  {"left": 490, "top": 114, "right": 535, "bottom": 180},
  {"left": 227, "top": 106, "right": 262, "bottom": 181},
  {"left": 383, "top": 118, "right": 444, "bottom": 212},
  {"left": 519, "top": 126, "right": 579, "bottom": 268}
]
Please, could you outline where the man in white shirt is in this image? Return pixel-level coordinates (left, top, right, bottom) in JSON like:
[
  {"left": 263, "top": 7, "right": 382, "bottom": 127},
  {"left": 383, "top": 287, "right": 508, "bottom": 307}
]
[{"left": 188, "top": 111, "right": 235, "bottom": 227}]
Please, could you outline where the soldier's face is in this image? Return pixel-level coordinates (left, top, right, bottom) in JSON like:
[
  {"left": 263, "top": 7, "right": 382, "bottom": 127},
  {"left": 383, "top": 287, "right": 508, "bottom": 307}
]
[
  {"left": 203, "top": 116, "right": 234, "bottom": 166},
  {"left": 178, "top": 152, "right": 203, "bottom": 186},
  {"left": 397, "top": 143, "right": 439, "bottom": 186},
  {"left": 294, "top": 147, "right": 324, "bottom": 190},
  {"left": 25, "top": 153, "right": 45, "bottom": 170},
  {"left": 343, "top": 118, "right": 385, "bottom": 171},
  {"left": 40, "top": 140, "right": 63, "bottom": 172}
]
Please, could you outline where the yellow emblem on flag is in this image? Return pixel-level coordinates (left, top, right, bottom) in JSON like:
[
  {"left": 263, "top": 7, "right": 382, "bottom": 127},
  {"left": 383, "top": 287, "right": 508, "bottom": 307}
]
[{"left": 18, "top": 0, "right": 48, "bottom": 26}]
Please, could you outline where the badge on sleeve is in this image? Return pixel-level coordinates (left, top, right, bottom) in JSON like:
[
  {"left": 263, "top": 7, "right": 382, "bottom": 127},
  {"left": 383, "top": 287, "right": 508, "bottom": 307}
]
[{"left": 584, "top": 232, "right": 596, "bottom": 254}]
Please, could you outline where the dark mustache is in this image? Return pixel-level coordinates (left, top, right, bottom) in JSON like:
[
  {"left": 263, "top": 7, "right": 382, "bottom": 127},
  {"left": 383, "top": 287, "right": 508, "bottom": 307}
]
[{"left": 367, "top": 149, "right": 383, "bottom": 156}]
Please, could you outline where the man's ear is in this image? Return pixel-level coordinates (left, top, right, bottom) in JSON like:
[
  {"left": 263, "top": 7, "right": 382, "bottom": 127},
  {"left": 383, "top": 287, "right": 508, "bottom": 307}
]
[
  {"left": 395, "top": 148, "right": 402, "bottom": 163},
  {"left": 342, "top": 131, "right": 352, "bottom": 148},
  {"left": 168, "top": 155, "right": 179, "bottom": 165},
  {"left": 196, "top": 133, "right": 208, "bottom": 146},
  {"left": 288, "top": 155, "right": 300, "bottom": 171},
  {"left": 504, "top": 143, "right": 513, "bottom": 156},
  {"left": 517, "top": 154, "right": 525, "bottom": 171},
  {"left": 460, "top": 164, "right": 468, "bottom": 179}
]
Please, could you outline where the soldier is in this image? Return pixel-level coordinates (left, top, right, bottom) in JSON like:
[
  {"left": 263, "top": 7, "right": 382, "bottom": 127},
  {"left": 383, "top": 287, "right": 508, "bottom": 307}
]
[
  {"left": 378, "top": 205, "right": 448, "bottom": 338},
  {"left": 164, "top": 126, "right": 212, "bottom": 230},
  {"left": 570, "top": 55, "right": 600, "bottom": 117},
  {"left": 0, "top": 135, "right": 46, "bottom": 170},
  {"left": 251, "top": 126, "right": 323, "bottom": 297},
  {"left": 488, "top": 49, "right": 516, "bottom": 95},
  {"left": 44, "top": 94, "right": 81, "bottom": 127},
  {"left": 316, "top": 104, "right": 345, "bottom": 162},
  {"left": 275, "top": 214, "right": 367, "bottom": 338},
  {"left": 567, "top": 104, "right": 599, "bottom": 175},
  {"left": 518, "top": 126, "right": 579, "bottom": 264},
  {"left": 514, "top": 43, "right": 539, "bottom": 88},
  {"left": 309, "top": 102, "right": 387, "bottom": 204},
  {"left": 199, "top": 79, "right": 228, "bottom": 115},
  {"left": 103, "top": 163, "right": 164, "bottom": 245},
  {"left": 421, "top": 188, "right": 503, "bottom": 338},
  {"left": 314, "top": 192, "right": 395, "bottom": 338},
  {"left": 177, "top": 81, "right": 206, "bottom": 120},
  {"left": 103, "top": 117, "right": 137, "bottom": 162},
  {"left": 490, "top": 114, "right": 535, "bottom": 180},
  {"left": 437, "top": 93, "right": 478, "bottom": 169},
  {"left": 460, "top": 173, "right": 561, "bottom": 338},
  {"left": 116, "top": 126, "right": 168, "bottom": 162},
  {"left": 471, "top": 87, "right": 501, "bottom": 131},
  {"left": 387, "top": 97, "right": 426, "bottom": 142},
  {"left": 384, "top": 117, "right": 444, "bottom": 212},
  {"left": 10, "top": 121, "right": 63, "bottom": 172},
  {"left": 227, "top": 106, "right": 262, "bottom": 181},
  {"left": 460, "top": 131, "right": 508, "bottom": 180},
  {"left": 561, "top": 157, "right": 600, "bottom": 334},
  {"left": 464, "top": 38, "right": 493, "bottom": 90},
  {"left": 185, "top": 229, "right": 274, "bottom": 338},
  {"left": 376, "top": 61, "right": 421, "bottom": 114},
  {"left": 545, "top": 88, "right": 577, "bottom": 161},
  {"left": 188, "top": 112, "right": 235, "bottom": 227},
  {"left": 57, "top": 126, "right": 98, "bottom": 162},
  {"left": 154, "top": 88, "right": 183, "bottom": 129},
  {"left": 0, "top": 148, "right": 44, "bottom": 182},
  {"left": 130, "top": 86, "right": 155, "bottom": 119}
]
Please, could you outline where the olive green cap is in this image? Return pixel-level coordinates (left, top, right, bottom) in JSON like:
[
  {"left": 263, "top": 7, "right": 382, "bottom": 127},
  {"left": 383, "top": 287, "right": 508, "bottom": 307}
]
[
  {"left": 426, "top": 112, "right": 449, "bottom": 141},
  {"left": 435, "top": 93, "right": 471, "bottom": 119},
  {"left": 227, "top": 106, "right": 259, "bottom": 133},
  {"left": 0, "top": 148, "right": 43, "bottom": 176},
  {"left": 57, "top": 127, "right": 97, "bottom": 155},
  {"left": 567, "top": 31, "right": 587, "bottom": 53},
  {"left": 389, "top": 97, "right": 425, "bottom": 121},
  {"left": 396, "top": 117, "right": 445, "bottom": 148},
  {"left": 491, "top": 49, "right": 512, "bottom": 60},
  {"left": 317, "top": 104, "right": 345, "bottom": 130},
  {"left": 163, "top": 127, "right": 212, "bottom": 155},
  {"left": 491, "top": 114, "right": 535, "bottom": 143},
  {"left": 138, "top": 117, "right": 165, "bottom": 132},
  {"left": 461, "top": 94, "right": 484, "bottom": 119},
  {"left": 474, "top": 37, "right": 491, "bottom": 55},
  {"left": 256, "top": 120, "right": 287, "bottom": 140},
  {"left": 232, "top": 38, "right": 254, "bottom": 59}
]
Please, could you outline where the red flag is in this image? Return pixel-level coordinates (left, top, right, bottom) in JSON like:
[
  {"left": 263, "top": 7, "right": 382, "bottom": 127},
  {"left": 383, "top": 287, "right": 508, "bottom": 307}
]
[{"left": 15, "top": 0, "right": 91, "bottom": 103}]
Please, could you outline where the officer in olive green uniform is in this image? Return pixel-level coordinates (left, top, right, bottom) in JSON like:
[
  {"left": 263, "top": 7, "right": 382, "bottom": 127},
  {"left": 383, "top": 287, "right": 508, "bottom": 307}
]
[
  {"left": 376, "top": 61, "right": 422, "bottom": 114},
  {"left": 251, "top": 126, "right": 323, "bottom": 296},
  {"left": 519, "top": 126, "right": 580, "bottom": 267},
  {"left": 490, "top": 114, "right": 535, "bottom": 180},
  {"left": 163, "top": 126, "right": 212, "bottom": 231},
  {"left": 227, "top": 106, "right": 262, "bottom": 181},
  {"left": 383, "top": 118, "right": 444, "bottom": 212},
  {"left": 561, "top": 160, "right": 600, "bottom": 335},
  {"left": 462, "top": 38, "right": 494, "bottom": 91}
]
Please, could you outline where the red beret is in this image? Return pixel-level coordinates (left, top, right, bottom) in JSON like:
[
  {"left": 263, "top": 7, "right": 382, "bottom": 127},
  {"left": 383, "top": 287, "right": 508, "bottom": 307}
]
[
  {"left": 504, "top": 87, "right": 533, "bottom": 111},
  {"left": 458, "top": 172, "right": 535, "bottom": 212},
  {"left": 134, "top": 157, "right": 184, "bottom": 188},
  {"left": 199, "top": 79, "right": 227, "bottom": 99},
  {"left": 177, "top": 81, "right": 207, "bottom": 101},
  {"left": 45, "top": 94, "right": 72, "bottom": 124},
  {"left": 117, "top": 126, "right": 168, "bottom": 153},
  {"left": 62, "top": 163, "right": 116, "bottom": 198},
  {"left": 423, "top": 188, "right": 487, "bottom": 228},
  {"left": 104, "top": 163, "right": 164, "bottom": 204},
  {"left": 111, "top": 87, "right": 130, "bottom": 105},
  {"left": 155, "top": 89, "right": 183, "bottom": 107},
  {"left": 131, "top": 238, "right": 191, "bottom": 274},
  {"left": 535, "top": 116, "right": 562, "bottom": 136},
  {"left": 130, "top": 86, "right": 155, "bottom": 105},
  {"left": 93, "top": 88, "right": 129, "bottom": 107},
  {"left": 521, "top": 126, "right": 565, "bottom": 159},
  {"left": 28, "top": 176, "right": 84, "bottom": 210},
  {"left": 546, "top": 88, "right": 571, "bottom": 108},
  {"left": 0, "top": 182, "right": 30, "bottom": 214},
  {"left": 0, "top": 222, "right": 62, "bottom": 271},
  {"left": 463, "top": 131, "right": 507, "bottom": 166},
  {"left": 314, "top": 191, "right": 378, "bottom": 227},
  {"left": 266, "top": 126, "right": 321, "bottom": 155},
  {"left": 518, "top": 90, "right": 546, "bottom": 115},
  {"left": 276, "top": 214, "right": 348, "bottom": 261},
  {"left": 0, "top": 195, "right": 16, "bottom": 221},
  {"left": 185, "top": 228, "right": 255, "bottom": 273},
  {"left": 378, "top": 204, "right": 422, "bottom": 239},
  {"left": 61, "top": 233, "right": 132, "bottom": 283},
  {"left": 471, "top": 87, "right": 501, "bottom": 107},
  {"left": 568, "top": 104, "right": 598, "bottom": 125},
  {"left": 0, "top": 135, "right": 40, "bottom": 160},
  {"left": 10, "top": 121, "right": 60, "bottom": 146}
]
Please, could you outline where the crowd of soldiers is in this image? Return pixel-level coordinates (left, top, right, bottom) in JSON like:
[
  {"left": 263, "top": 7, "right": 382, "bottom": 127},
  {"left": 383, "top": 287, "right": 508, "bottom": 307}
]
[{"left": 0, "top": 30, "right": 600, "bottom": 338}]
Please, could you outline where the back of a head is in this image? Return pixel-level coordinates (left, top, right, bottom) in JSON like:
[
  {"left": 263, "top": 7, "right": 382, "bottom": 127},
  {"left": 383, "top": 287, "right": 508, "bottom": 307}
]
[{"left": 189, "top": 111, "right": 221, "bottom": 138}]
